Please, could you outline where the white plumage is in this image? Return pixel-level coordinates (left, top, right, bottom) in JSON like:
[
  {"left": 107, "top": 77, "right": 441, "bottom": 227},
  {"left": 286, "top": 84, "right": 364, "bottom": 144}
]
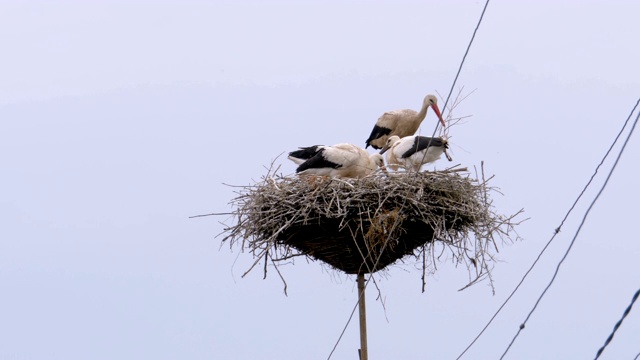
[
  {"left": 365, "top": 94, "right": 446, "bottom": 150},
  {"left": 289, "top": 143, "right": 385, "bottom": 178},
  {"left": 380, "top": 135, "right": 450, "bottom": 171}
]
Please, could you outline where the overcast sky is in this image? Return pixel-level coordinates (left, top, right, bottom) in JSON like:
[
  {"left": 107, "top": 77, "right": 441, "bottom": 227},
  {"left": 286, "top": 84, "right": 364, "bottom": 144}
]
[{"left": 1, "top": 1, "right": 639, "bottom": 359}]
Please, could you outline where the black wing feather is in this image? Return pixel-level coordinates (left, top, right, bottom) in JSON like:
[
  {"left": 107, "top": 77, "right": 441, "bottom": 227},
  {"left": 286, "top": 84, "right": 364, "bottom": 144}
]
[
  {"left": 401, "top": 136, "right": 446, "bottom": 159},
  {"left": 365, "top": 125, "right": 392, "bottom": 149},
  {"left": 296, "top": 149, "right": 342, "bottom": 173},
  {"left": 288, "top": 145, "right": 322, "bottom": 161}
]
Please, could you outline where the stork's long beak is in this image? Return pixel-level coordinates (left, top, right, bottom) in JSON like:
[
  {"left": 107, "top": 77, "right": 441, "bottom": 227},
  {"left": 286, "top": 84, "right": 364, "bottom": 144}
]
[
  {"left": 432, "top": 104, "right": 446, "bottom": 128},
  {"left": 379, "top": 143, "right": 390, "bottom": 155}
]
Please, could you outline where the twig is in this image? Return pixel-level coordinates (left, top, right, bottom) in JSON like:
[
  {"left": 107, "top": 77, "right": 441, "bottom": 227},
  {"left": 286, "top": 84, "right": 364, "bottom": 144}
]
[{"left": 189, "top": 212, "right": 233, "bottom": 218}]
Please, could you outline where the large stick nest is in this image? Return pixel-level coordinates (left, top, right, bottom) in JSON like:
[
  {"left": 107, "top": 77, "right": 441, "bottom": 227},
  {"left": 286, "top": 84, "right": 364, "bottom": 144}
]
[{"left": 219, "top": 164, "right": 523, "bottom": 290}]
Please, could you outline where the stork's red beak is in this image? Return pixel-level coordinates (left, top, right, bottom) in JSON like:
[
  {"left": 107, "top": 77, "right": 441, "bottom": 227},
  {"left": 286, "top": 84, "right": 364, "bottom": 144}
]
[{"left": 432, "top": 104, "right": 446, "bottom": 128}]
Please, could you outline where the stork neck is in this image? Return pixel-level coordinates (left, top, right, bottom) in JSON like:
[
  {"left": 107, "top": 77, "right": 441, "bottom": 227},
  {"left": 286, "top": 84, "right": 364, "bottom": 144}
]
[{"left": 416, "top": 102, "right": 429, "bottom": 120}]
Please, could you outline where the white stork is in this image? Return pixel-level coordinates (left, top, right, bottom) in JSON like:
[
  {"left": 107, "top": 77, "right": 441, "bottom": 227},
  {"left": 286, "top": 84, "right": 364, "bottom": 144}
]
[
  {"left": 365, "top": 94, "right": 446, "bottom": 150},
  {"left": 379, "top": 135, "right": 451, "bottom": 171},
  {"left": 288, "top": 143, "right": 385, "bottom": 178}
]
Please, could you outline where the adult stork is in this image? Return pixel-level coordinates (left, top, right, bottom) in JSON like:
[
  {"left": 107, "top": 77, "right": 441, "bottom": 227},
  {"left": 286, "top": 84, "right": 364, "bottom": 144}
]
[
  {"left": 289, "top": 143, "right": 385, "bottom": 178},
  {"left": 365, "top": 94, "right": 446, "bottom": 150},
  {"left": 379, "top": 135, "right": 451, "bottom": 171}
]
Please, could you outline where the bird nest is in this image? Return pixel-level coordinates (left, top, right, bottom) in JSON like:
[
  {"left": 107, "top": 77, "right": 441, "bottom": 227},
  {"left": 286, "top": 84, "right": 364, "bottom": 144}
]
[{"left": 217, "top": 164, "right": 523, "bottom": 292}]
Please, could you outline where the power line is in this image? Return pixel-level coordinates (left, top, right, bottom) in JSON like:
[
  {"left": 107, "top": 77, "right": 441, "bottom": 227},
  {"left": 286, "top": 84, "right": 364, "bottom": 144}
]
[
  {"left": 499, "top": 103, "right": 640, "bottom": 359},
  {"left": 456, "top": 97, "right": 640, "bottom": 359},
  {"left": 326, "top": 1, "right": 491, "bottom": 358},
  {"left": 594, "top": 288, "right": 640, "bottom": 360},
  {"left": 440, "top": 0, "right": 491, "bottom": 116},
  {"left": 421, "top": 0, "right": 490, "bottom": 164}
]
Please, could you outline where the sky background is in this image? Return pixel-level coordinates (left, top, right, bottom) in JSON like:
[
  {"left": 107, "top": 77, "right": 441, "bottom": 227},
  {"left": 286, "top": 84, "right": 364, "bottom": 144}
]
[{"left": 1, "top": 1, "right": 639, "bottom": 359}]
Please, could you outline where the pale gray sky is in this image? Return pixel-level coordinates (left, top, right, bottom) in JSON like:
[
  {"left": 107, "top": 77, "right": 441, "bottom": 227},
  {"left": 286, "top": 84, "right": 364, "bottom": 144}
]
[{"left": 1, "top": 1, "right": 639, "bottom": 359}]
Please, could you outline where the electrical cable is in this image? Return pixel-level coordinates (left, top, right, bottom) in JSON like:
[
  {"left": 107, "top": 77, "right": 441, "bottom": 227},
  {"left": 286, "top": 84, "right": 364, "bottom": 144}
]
[
  {"left": 499, "top": 104, "right": 640, "bottom": 359},
  {"left": 594, "top": 288, "right": 640, "bottom": 359},
  {"left": 456, "top": 97, "right": 640, "bottom": 359}
]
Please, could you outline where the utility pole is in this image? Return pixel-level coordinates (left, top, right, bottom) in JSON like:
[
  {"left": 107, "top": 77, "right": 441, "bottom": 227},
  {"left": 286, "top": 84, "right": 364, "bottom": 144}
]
[{"left": 357, "top": 273, "right": 368, "bottom": 360}]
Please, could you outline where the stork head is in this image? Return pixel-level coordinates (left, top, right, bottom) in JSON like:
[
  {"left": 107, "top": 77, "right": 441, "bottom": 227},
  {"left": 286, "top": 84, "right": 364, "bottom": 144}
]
[
  {"left": 370, "top": 153, "right": 385, "bottom": 168},
  {"left": 424, "top": 94, "right": 446, "bottom": 128},
  {"left": 379, "top": 135, "right": 401, "bottom": 155}
]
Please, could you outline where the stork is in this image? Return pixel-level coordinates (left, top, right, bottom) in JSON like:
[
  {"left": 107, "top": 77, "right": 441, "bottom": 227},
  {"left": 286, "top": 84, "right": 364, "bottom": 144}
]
[
  {"left": 379, "top": 135, "right": 451, "bottom": 171},
  {"left": 289, "top": 143, "right": 385, "bottom": 178},
  {"left": 365, "top": 94, "right": 446, "bottom": 150}
]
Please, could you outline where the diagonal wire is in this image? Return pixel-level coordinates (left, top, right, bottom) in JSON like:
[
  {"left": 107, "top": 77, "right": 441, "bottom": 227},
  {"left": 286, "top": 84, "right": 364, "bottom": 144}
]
[
  {"left": 326, "top": 1, "right": 491, "bottom": 359},
  {"left": 456, "top": 97, "right": 640, "bottom": 359},
  {"left": 594, "top": 288, "right": 640, "bottom": 360},
  {"left": 499, "top": 103, "right": 640, "bottom": 359},
  {"left": 420, "top": 0, "right": 491, "bottom": 159},
  {"left": 440, "top": 0, "right": 491, "bottom": 118},
  {"left": 420, "top": 0, "right": 491, "bottom": 166}
]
